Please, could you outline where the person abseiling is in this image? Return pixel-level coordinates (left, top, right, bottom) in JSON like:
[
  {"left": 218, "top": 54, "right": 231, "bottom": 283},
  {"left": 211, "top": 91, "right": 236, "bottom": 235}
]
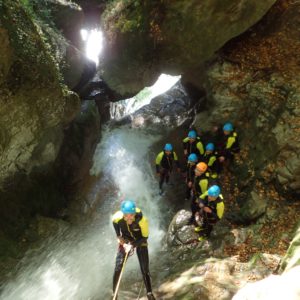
[
  {"left": 112, "top": 200, "right": 156, "bottom": 300},
  {"left": 194, "top": 185, "right": 225, "bottom": 241},
  {"left": 201, "top": 143, "right": 221, "bottom": 179},
  {"left": 182, "top": 130, "right": 204, "bottom": 159},
  {"left": 155, "top": 143, "right": 180, "bottom": 194},
  {"left": 217, "top": 122, "right": 240, "bottom": 163},
  {"left": 184, "top": 153, "right": 198, "bottom": 201},
  {"left": 189, "top": 162, "right": 210, "bottom": 224}
]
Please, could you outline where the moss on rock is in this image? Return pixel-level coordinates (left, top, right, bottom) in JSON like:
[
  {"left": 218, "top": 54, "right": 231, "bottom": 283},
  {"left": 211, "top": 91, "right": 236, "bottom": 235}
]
[{"left": 100, "top": 0, "right": 276, "bottom": 95}]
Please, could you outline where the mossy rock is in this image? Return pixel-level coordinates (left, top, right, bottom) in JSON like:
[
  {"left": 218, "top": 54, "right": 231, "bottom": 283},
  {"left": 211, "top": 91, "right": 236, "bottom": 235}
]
[
  {"left": 280, "top": 222, "right": 300, "bottom": 272},
  {"left": 101, "top": 0, "right": 276, "bottom": 95}
]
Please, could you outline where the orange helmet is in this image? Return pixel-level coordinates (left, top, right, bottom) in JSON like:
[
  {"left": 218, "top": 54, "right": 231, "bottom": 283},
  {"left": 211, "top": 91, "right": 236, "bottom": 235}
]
[{"left": 196, "top": 162, "right": 207, "bottom": 172}]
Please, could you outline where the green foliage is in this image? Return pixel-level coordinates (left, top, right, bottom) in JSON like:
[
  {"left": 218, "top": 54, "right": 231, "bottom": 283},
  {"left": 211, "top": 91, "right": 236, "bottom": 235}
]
[
  {"left": 20, "top": 0, "right": 55, "bottom": 27},
  {"left": 0, "top": 0, "right": 67, "bottom": 88}
]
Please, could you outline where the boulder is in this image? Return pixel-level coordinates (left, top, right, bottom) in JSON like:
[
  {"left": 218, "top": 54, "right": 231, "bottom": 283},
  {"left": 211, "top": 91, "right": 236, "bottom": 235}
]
[
  {"left": 228, "top": 189, "right": 268, "bottom": 224},
  {"left": 44, "top": 0, "right": 84, "bottom": 46},
  {"left": 100, "top": 0, "right": 276, "bottom": 95},
  {"left": 167, "top": 210, "right": 199, "bottom": 246}
]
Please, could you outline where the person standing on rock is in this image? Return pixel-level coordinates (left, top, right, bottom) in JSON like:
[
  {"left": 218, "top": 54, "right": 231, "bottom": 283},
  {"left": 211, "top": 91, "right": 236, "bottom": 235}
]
[
  {"left": 112, "top": 200, "right": 156, "bottom": 300},
  {"left": 189, "top": 162, "right": 210, "bottom": 224},
  {"left": 201, "top": 143, "right": 221, "bottom": 179},
  {"left": 194, "top": 185, "right": 225, "bottom": 241},
  {"left": 217, "top": 122, "right": 240, "bottom": 164},
  {"left": 182, "top": 130, "right": 205, "bottom": 160},
  {"left": 155, "top": 143, "right": 180, "bottom": 195},
  {"left": 183, "top": 153, "right": 198, "bottom": 201}
]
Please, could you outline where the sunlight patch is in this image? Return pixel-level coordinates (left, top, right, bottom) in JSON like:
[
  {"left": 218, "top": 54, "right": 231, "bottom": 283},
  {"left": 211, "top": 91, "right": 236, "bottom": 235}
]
[
  {"left": 80, "top": 29, "right": 103, "bottom": 65},
  {"left": 111, "top": 74, "right": 181, "bottom": 118}
]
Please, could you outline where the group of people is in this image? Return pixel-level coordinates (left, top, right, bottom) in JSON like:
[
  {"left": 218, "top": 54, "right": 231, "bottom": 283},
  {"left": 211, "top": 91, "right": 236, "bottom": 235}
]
[
  {"left": 155, "top": 122, "right": 239, "bottom": 240},
  {"left": 111, "top": 122, "right": 239, "bottom": 299}
]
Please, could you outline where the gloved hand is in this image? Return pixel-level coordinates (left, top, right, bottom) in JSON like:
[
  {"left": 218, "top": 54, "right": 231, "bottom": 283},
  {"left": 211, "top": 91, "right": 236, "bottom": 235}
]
[
  {"left": 123, "top": 243, "right": 133, "bottom": 253},
  {"left": 118, "top": 237, "right": 125, "bottom": 245},
  {"left": 203, "top": 206, "right": 212, "bottom": 213},
  {"left": 219, "top": 156, "right": 225, "bottom": 162}
]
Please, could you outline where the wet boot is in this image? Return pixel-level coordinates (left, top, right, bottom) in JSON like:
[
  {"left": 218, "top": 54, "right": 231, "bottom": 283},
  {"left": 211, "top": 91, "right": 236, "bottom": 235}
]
[{"left": 147, "top": 292, "right": 156, "bottom": 300}]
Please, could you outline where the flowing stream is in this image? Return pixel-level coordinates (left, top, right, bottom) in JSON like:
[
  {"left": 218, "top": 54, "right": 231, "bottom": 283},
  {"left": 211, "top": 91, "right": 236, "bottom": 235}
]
[{"left": 1, "top": 124, "right": 184, "bottom": 300}]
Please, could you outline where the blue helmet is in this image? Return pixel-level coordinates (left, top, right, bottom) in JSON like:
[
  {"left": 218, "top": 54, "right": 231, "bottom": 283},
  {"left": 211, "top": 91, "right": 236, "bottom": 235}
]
[
  {"left": 223, "top": 122, "right": 233, "bottom": 132},
  {"left": 121, "top": 200, "right": 136, "bottom": 214},
  {"left": 205, "top": 143, "right": 215, "bottom": 151},
  {"left": 164, "top": 143, "right": 173, "bottom": 151},
  {"left": 188, "top": 130, "right": 197, "bottom": 139},
  {"left": 208, "top": 185, "right": 221, "bottom": 197},
  {"left": 188, "top": 153, "right": 198, "bottom": 163}
]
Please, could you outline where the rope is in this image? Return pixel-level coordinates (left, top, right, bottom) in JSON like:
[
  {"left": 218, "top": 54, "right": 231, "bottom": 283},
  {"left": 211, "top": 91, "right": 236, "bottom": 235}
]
[
  {"left": 136, "top": 281, "right": 144, "bottom": 300},
  {"left": 113, "top": 250, "right": 130, "bottom": 300}
]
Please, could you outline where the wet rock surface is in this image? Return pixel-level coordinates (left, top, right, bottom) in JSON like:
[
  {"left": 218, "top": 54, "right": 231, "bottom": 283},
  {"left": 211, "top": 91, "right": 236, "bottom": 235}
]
[
  {"left": 155, "top": 250, "right": 280, "bottom": 300},
  {"left": 112, "top": 81, "right": 198, "bottom": 128},
  {"left": 0, "top": 0, "right": 99, "bottom": 264},
  {"left": 167, "top": 210, "right": 198, "bottom": 246}
]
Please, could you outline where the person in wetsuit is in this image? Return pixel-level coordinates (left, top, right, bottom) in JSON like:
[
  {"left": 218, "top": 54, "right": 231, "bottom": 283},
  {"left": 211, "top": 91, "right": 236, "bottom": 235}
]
[{"left": 112, "top": 200, "right": 155, "bottom": 300}]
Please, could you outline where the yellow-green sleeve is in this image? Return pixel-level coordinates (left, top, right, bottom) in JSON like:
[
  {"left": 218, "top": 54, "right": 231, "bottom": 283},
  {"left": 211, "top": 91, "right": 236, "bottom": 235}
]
[
  {"left": 155, "top": 151, "right": 164, "bottom": 165},
  {"left": 196, "top": 141, "right": 204, "bottom": 155},
  {"left": 208, "top": 156, "right": 216, "bottom": 167},
  {"left": 199, "top": 179, "right": 208, "bottom": 194},
  {"left": 216, "top": 202, "right": 225, "bottom": 219},
  {"left": 139, "top": 217, "right": 149, "bottom": 238},
  {"left": 173, "top": 151, "right": 178, "bottom": 160},
  {"left": 200, "top": 191, "right": 208, "bottom": 199},
  {"left": 226, "top": 136, "right": 236, "bottom": 149},
  {"left": 112, "top": 211, "right": 123, "bottom": 223}
]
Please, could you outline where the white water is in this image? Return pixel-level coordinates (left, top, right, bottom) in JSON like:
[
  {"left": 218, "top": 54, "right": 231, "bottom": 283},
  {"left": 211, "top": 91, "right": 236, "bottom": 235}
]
[{"left": 1, "top": 126, "right": 165, "bottom": 300}]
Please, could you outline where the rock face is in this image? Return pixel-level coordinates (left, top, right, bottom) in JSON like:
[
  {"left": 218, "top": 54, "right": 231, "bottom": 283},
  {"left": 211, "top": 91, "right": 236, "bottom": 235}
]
[
  {"left": 100, "top": 0, "right": 276, "bottom": 95},
  {"left": 0, "top": 0, "right": 84, "bottom": 247},
  {"left": 167, "top": 210, "right": 198, "bottom": 246},
  {"left": 112, "top": 81, "right": 198, "bottom": 127},
  {"left": 44, "top": 0, "right": 84, "bottom": 47},
  {"left": 156, "top": 251, "right": 280, "bottom": 300},
  {"left": 0, "top": 1, "right": 80, "bottom": 189},
  {"left": 57, "top": 100, "right": 101, "bottom": 189},
  {"left": 190, "top": 1, "right": 300, "bottom": 225},
  {"left": 228, "top": 189, "right": 268, "bottom": 224},
  {"left": 232, "top": 265, "right": 300, "bottom": 300},
  {"left": 242, "top": 224, "right": 300, "bottom": 298},
  {"left": 33, "top": 3, "right": 96, "bottom": 91},
  {"left": 280, "top": 223, "right": 300, "bottom": 272}
]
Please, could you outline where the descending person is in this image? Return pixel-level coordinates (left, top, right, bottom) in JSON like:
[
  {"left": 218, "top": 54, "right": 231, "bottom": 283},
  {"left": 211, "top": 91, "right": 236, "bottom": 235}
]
[
  {"left": 182, "top": 130, "right": 204, "bottom": 159},
  {"left": 112, "top": 200, "right": 156, "bottom": 300},
  {"left": 194, "top": 185, "right": 225, "bottom": 241},
  {"left": 155, "top": 143, "right": 180, "bottom": 194},
  {"left": 184, "top": 153, "right": 198, "bottom": 201}
]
